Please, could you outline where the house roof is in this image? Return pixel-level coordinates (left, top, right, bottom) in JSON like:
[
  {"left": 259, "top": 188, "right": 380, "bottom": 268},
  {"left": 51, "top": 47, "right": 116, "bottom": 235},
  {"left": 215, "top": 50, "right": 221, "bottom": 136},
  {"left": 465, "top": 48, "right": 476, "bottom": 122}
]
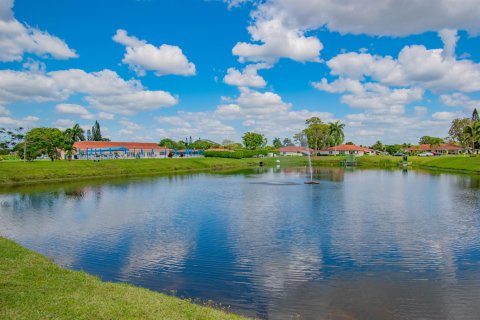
[
  {"left": 320, "top": 144, "right": 374, "bottom": 152},
  {"left": 405, "top": 143, "right": 462, "bottom": 151},
  {"left": 278, "top": 146, "right": 314, "bottom": 153},
  {"left": 73, "top": 141, "right": 169, "bottom": 151}
]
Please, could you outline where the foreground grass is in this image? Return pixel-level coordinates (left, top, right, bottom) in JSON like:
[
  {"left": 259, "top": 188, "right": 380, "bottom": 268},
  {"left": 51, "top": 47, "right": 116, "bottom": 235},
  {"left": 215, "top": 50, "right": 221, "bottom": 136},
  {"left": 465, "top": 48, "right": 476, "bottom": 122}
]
[
  {"left": 0, "top": 158, "right": 272, "bottom": 186},
  {"left": 0, "top": 237, "right": 246, "bottom": 320}
]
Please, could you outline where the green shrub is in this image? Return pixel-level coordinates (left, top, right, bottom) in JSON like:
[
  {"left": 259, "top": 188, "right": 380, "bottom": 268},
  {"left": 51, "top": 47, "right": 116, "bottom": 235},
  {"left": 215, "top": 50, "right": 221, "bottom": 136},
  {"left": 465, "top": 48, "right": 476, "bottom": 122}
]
[{"left": 205, "top": 149, "right": 278, "bottom": 159}]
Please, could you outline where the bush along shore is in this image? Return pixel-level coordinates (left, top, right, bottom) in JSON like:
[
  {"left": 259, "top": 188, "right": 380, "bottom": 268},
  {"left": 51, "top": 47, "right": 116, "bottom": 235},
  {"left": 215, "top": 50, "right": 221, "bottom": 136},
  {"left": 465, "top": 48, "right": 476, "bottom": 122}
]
[
  {"left": 0, "top": 237, "right": 246, "bottom": 320},
  {"left": 0, "top": 155, "right": 478, "bottom": 186}
]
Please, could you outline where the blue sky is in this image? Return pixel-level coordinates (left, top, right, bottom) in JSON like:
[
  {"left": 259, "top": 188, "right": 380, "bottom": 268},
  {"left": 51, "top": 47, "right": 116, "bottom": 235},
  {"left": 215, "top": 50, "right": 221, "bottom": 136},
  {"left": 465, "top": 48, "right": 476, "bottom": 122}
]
[{"left": 1, "top": 0, "right": 480, "bottom": 145}]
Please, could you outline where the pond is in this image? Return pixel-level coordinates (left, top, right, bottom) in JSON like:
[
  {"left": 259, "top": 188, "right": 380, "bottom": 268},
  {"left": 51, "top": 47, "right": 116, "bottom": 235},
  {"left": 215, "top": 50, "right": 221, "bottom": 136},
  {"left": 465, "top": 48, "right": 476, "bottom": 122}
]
[{"left": 1, "top": 167, "right": 480, "bottom": 319}]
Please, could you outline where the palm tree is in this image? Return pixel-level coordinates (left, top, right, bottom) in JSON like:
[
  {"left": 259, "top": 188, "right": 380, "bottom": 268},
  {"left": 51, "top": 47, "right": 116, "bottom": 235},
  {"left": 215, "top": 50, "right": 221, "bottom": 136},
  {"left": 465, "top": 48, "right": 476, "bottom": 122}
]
[
  {"left": 71, "top": 124, "right": 85, "bottom": 142},
  {"left": 464, "top": 121, "right": 480, "bottom": 154},
  {"left": 63, "top": 124, "right": 85, "bottom": 159},
  {"left": 328, "top": 121, "right": 345, "bottom": 151}
]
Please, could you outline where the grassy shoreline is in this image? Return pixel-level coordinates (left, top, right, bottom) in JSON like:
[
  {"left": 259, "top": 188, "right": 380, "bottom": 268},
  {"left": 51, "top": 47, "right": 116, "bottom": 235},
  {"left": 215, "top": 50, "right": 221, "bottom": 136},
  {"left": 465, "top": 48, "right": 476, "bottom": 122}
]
[
  {"left": 0, "top": 155, "right": 478, "bottom": 187},
  {"left": 0, "top": 237, "right": 246, "bottom": 320},
  {"left": 0, "top": 158, "right": 272, "bottom": 186}
]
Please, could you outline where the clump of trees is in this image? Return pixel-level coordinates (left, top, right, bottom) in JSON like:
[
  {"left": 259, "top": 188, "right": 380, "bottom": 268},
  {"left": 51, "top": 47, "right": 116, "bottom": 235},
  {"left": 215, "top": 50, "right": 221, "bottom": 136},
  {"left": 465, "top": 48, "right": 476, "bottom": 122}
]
[
  {"left": 448, "top": 108, "right": 480, "bottom": 154},
  {"left": 0, "top": 127, "right": 25, "bottom": 155},
  {"left": 2, "top": 121, "right": 108, "bottom": 161},
  {"left": 291, "top": 117, "right": 346, "bottom": 154},
  {"left": 418, "top": 136, "right": 444, "bottom": 146},
  {"left": 158, "top": 137, "right": 222, "bottom": 150},
  {"left": 242, "top": 132, "right": 267, "bottom": 150}
]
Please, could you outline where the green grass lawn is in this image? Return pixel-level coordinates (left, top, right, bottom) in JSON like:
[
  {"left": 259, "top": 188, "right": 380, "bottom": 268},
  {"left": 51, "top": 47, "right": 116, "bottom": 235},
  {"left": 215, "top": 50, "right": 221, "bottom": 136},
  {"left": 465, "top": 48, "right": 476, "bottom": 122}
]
[
  {"left": 0, "top": 237, "right": 246, "bottom": 320},
  {"left": 0, "top": 155, "right": 478, "bottom": 186},
  {"left": 350, "top": 154, "right": 480, "bottom": 173},
  {"left": 0, "top": 158, "right": 273, "bottom": 186}
]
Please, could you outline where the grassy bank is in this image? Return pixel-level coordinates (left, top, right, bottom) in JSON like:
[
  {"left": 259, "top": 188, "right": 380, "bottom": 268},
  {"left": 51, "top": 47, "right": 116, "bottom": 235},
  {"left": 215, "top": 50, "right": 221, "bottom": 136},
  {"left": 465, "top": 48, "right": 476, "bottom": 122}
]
[
  {"left": 0, "top": 237, "right": 245, "bottom": 320},
  {"left": 0, "top": 158, "right": 273, "bottom": 186},
  {"left": 0, "top": 155, "right": 478, "bottom": 187},
  {"left": 309, "top": 155, "right": 480, "bottom": 173},
  {"left": 278, "top": 155, "right": 480, "bottom": 174}
]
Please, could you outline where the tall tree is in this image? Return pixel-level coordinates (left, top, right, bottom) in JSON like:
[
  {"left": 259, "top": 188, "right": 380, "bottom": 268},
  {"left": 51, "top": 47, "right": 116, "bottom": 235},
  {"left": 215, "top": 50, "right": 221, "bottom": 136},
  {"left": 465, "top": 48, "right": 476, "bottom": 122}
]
[
  {"left": 328, "top": 121, "right": 345, "bottom": 147},
  {"left": 24, "top": 128, "right": 64, "bottom": 161},
  {"left": 189, "top": 139, "right": 215, "bottom": 150},
  {"left": 272, "top": 137, "right": 283, "bottom": 148},
  {"left": 0, "top": 127, "right": 25, "bottom": 151},
  {"left": 242, "top": 132, "right": 266, "bottom": 150},
  {"left": 371, "top": 140, "right": 385, "bottom": 151},
  {"left": 86, "top": 129, "right": 92, "bottom": 141},
  {"left": 63, "top": 124, "right": 85, "bottom": 158},
  {"left": 282, "top": 138, "right": 294, "bottom": 146},
  {"left": 158, "top": 138, "right": 177, "bottom": 149},
  {"left": 448, "top": 118, "right": 471, "bottom": 149},
  {"left": 419, "top": 136, "right": 444, "bottom": 146},
  {"left": 304, "top": 117, "right": 329, "bottom": 155},
  {"left": 464, "top": 122, "right": 480, "bottom": 154},
  {"left": 293, "top": 132, "right": 307, "bottom": 147},
  {"left": 472, "top": 108, "right": 479, "bottom": 122},
  {"left": 91, "top": 121, "right": 102, "bottom": 141}
]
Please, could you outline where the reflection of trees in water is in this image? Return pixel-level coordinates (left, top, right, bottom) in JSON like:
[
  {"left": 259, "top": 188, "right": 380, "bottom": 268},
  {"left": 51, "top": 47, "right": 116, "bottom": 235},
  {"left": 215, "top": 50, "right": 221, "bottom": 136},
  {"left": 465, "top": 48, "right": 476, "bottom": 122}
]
[
  {"left": 15, "top": 191, "right": 61, "bottom": 212},
  {"left": 64, "top": 188, "right": 87, "bottom": 199},
  {"left": 280, "top": 167, "right": 346, "bottom": 181},
  {"left": 313, "top": 167, "right": 345, "bottom": 182},
  {"left": 456, "top": 176, "right": 480, "bottom": 189}
]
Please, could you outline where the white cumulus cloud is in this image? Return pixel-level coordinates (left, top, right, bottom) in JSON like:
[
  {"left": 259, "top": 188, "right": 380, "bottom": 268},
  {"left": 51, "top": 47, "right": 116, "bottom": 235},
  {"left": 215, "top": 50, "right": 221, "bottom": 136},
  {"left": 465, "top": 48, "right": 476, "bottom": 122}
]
[
  {"left": 56, "top": 103, "right": 94, "bottom": 120},
  {"left": 0, "top": 0, "right": 77, "bottom": 62},
  {"left": 113, "top": 29, "right": 196, "bottom": 76},
  {"left": 223, "top": 63, "right": 270, "bottom": 88},
  {"left": 0, "top": 68, "right": 179, "bottom": 115}
]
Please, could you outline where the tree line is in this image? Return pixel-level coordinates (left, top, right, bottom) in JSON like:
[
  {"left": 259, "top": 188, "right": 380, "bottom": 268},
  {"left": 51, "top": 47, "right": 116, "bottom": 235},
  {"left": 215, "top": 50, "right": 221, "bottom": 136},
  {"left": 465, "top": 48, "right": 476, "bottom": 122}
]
[
  {"left": 370, "top": 108, "right": 480, "bottom": 154},
  {"left": 0, "top": 121, "right": 108, "bottom": 161}
]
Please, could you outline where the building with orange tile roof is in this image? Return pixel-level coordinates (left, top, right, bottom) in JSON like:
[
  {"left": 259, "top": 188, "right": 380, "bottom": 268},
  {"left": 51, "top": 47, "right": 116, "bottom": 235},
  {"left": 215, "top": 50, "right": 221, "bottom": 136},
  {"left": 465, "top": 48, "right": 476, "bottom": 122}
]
[
  {"left": 404, "top": 144, "right": 463, "bottom": 154},
  {"left": 319, "top": 144, "right": 375, "bottom": 156}
]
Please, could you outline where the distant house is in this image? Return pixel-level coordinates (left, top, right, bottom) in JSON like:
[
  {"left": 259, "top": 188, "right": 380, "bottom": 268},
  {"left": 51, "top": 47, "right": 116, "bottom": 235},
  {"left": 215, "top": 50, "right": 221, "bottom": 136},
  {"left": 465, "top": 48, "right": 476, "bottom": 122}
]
[
  {"left": 72, "top": 141, "right": 171, "bottom": 159},
  {"left": 404, "top": 144, "right": 463, "bottom": 154},
  {"left": 278, "top": 146, "right": 314, "bottom": 156},
  {"left": 319, "top": 144, "right": 375, "bottom": 156}
]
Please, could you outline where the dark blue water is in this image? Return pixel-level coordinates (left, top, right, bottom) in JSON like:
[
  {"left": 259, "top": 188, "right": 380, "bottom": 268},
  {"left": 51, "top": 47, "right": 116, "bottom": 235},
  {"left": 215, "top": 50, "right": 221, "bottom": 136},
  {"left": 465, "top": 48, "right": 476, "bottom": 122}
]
[{"left": 1, "top": 167, "right": 480, "bottom": 319}]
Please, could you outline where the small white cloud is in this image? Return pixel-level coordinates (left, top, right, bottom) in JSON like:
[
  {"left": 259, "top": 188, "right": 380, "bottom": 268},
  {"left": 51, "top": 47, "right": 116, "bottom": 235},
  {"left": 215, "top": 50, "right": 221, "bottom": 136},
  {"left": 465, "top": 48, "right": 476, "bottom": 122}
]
[
  {"left": 56, "top": 103, "right": 93, "bottom": 119},
  {"left": 432, "top": 111, "right": 459, "bottom": 121},
  {"left": 0, "top": 115, "right": 39, "bottom": 127},
  {"left": 98, "top": 112, "right": 115, "bottom": 120},
  {"left": 86, "top": 90, "right": 177, "bottom": 115},
  {"left": 113, "top": 29, "right": 196, "bottom": 76},
  {"left": 54, "top": 118, "right": 75, "bottom": 128},
  {"left": 223, "top": 63, "right": 270, "bottom": 88},
  {"left": 119, "top": 119, "right": 142, "bottom": 131}
]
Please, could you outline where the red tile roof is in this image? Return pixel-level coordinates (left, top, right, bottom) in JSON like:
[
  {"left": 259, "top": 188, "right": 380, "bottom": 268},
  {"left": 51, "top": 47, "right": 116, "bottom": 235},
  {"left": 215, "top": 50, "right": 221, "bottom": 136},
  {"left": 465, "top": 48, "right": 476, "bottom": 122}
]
[
  {"left": 73, "top": 141, "right": 169, "bottom": 151},
  {"left": 405, "top": 143, "right": 462, "bottom": 151},
  {"left": 278, "top": 146, "right": 314, "bottom": 153},
  {"left": 320, "top": 144, "right": 374, "bottom": 152}
]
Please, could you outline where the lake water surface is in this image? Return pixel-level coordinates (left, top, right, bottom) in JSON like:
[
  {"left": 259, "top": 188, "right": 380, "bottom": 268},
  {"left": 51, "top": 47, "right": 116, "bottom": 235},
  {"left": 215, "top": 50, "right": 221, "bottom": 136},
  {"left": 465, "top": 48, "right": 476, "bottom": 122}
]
[{"left": 1, "top": 167, "right": 480, "bottom": 319}]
